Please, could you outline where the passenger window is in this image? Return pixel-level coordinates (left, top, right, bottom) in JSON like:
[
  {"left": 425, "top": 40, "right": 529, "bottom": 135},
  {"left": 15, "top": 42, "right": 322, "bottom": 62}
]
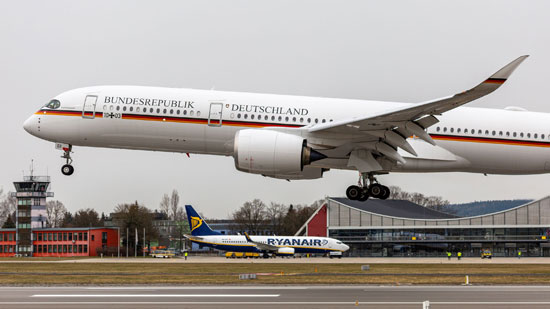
[
  {"left": 300, "top": 118, "right": 304, "bottom": 123},
  {"left": 170, "top": 109, "right": 174, "bottom": 114},
  {"left": 264, "top": 115, "right": 268, "bottom": 120},
  {"left": 513, "top": 132, "right": 517, "bottom": 137},
  {"left": 244, "top": 114, "right": 248, "bottom": 119},
  {"left": 542, "top": 134, "right": 545, "bottom": 139},
  {"left": 534, "top": 133, "right": 538, "bottom": 139},
  {"left": 506, "top": 132, "right": 510, "bottom": 137},
  {"left": 197, "top": 111, "right": 201, "bottom": 117},
  {"left": 520, "top": 133, "right": 524, "bottom": 138},
  {"left": 156, "top": 108, "right": 160, "bottom": 113},
  {"left": 293, "top": 117, "right": 297, "bottom": 122},
  {"left": 163, "top": 109, "right": 167, "bottom": 114},
  {"left": 499, "top": 131, "right": 502, "bottom": 136},
  {"left": 285, "top": 116, "right": 289, "bottom": 122},
  {"left": 471, "top": 129, "right": 475, "bottom": 134},
  {"left": 251, "top": 114, "right": 255, "bottom": 120},
  {"left": 190, "top": 110, "right": 194, "bottom": 116},
  {"left": 485, "top": 130, "right": 489, "bottom": 135},
  {"left": 443, "top": 127, "right": 447, "bottom": 132},
  {"left": 278, "top": 116, "right": 282, "bottom": 121},
  {"left": 450, "top": 128, "right": 454, "bottom": 133},
  {"left": 307, "top": 118, "right": 311, "bottom": 123},
  {"left": 271, "top": 116, "right": 275, "bottom": 121},
  {"left": 136, "top": 107, "right": 140, "bottom": 112},
  {"left": 322, "top": 119, "right": 326, "bottom": 123},
  {"left": 527, "top": 133, "right": 531, "bottom": 138},
  {"left": 110, "top": 105, "right": 114, "bottom": 111},
  {"left": 130, "top": 107, "right": 133, "bottom": 112},
  {"left": 183, "top": 110, "right": 187, "bottom": 115},
  {"left": 315, "top": 119, "right": 319, "bottom": 123},
  {"left": 177, "top": 110, "right": 180, "bottom": 115},
  {"left": 492, "top": 131, "right": 495, "bottom": 136},
  {"left": 478, "top": 130, "right": 482, "bottom": 134},
  {"left": 116, "top": 106, "right": 120, "bottom": 111},
  {"left": 436, "top": 127, "right": 440, "bottom": 132},
  {"left": 123, "top": 106, "right": 126, "bottom": 112},
  {"left": 457, "top": 128, "right": 461, "bottom": 133}
]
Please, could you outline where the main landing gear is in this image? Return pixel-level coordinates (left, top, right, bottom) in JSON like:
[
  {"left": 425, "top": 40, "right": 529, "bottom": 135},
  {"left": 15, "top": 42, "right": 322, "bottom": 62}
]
[
  {"left": 60, "top": 144, "right": 74, "bottom": 176},
  {"left": 346, "top": 173, "right": 390, "bottom": 201}
]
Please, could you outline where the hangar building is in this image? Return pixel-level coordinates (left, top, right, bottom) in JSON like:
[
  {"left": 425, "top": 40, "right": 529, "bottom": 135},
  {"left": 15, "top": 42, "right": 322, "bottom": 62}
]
[{"left": 296, "top": 197, "right": 550, "bottom": 257}]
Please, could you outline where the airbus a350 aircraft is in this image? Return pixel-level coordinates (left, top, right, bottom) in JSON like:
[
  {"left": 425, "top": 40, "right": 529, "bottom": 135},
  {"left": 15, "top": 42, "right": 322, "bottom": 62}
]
[
  {"left": 24, "top": 56, "right": 544, "bottom": 200},
  {"left": 184, "top": 205, "right": 349, "bottom": 256}
]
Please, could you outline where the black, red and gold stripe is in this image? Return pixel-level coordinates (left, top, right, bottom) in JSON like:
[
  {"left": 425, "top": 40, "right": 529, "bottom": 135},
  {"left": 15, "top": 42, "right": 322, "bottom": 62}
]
[
  {"left": 431, "top": 134, "right": 550, "bottom": 148},
  {"left": 484, "top": 78, "right": 506, "bottom": 84},
  {"left": 36, "top": 109, "right": 303, "bottom": 128}
]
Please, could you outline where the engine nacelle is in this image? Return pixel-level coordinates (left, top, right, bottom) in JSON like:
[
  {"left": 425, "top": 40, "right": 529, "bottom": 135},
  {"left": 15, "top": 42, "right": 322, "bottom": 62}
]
[
  {"left": 262, "top": 167, "right": 329, "bottom": 180},
  {"left": 277, "top": 247, "right": 295, "bottom": 255},
  {"left": 233, "top": 129, "right": 326, "bottom": 175}
]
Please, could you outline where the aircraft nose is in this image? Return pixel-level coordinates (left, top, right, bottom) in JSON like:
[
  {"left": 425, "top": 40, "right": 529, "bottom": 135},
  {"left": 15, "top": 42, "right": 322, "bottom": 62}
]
[
  {"left": 343, "top": 244, "right": 350, "bottom": 251},
  {"left": 23, "top": 115, "right": 36, "bottom": 135}
]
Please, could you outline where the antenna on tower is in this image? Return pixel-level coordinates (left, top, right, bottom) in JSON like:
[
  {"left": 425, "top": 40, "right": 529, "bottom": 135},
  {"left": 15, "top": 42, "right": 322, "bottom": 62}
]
[{"left": 30, "top": 159, "right": 34, "bottom": 179}]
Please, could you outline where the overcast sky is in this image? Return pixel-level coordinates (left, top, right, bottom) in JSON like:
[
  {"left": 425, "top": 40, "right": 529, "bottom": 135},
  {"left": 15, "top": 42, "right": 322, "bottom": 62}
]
[{"left": 1, "top": 1, "right": 550, "bottom": 218}]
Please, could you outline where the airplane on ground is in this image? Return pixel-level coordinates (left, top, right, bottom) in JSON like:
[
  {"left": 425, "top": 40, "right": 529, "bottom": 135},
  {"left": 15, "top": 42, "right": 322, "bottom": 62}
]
[
  {"left": 24, "top": 55, "right": 545, "bottom": 200},
  {"left": 183, "top": 205, "right": 349, "bottom": 257}
]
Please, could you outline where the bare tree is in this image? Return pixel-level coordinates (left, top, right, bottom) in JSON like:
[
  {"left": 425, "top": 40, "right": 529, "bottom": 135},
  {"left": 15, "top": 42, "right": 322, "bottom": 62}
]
[
  {"left": 159, "top": 194, "right": 170, "bottom": 216},
  {"left": 0, "top": 188, "right": 16, "bottom": 227},
  {"left": 170, "top": 189, "right": 181, "bottom": 220},
  {"left": 232, "top": 199, "right": 267, "bottom": 234},
  {"left": 265, "top": 202, "right": 286, "bottom": 235},
  {"left": 46, "top": 200, "right": 67, "bottom": 227},
  {"left": 387, "top": 186, "right": 449, "bottom": 210}
]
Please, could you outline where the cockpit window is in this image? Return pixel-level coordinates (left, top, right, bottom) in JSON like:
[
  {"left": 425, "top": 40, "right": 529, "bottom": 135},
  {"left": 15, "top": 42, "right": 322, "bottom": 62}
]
[
  {"left": 336, "top": 241, "right": 342, "bottom": 244},
  {"left": 44, "top": 99, "right": 60, "bottom": 109}
]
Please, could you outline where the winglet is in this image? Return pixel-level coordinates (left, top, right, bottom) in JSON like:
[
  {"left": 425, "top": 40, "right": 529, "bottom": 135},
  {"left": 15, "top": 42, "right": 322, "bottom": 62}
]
[
  {"left": 243, "top": 232, "right": 252, "bottom": 242},
  {"left": 484, "top": 55, "right": 529, "bottom": 85}
]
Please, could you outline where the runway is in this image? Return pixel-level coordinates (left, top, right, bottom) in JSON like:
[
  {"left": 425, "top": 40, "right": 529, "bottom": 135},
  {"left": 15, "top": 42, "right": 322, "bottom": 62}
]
[{"left": 1, "top": 286, "right": 550, "bottom": 308}]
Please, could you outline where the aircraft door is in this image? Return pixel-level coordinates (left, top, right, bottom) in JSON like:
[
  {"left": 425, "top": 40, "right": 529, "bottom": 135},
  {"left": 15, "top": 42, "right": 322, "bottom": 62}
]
[
  {"left": 208, "top": 102, "right": 223, "bottom": 127},
  {"left": 82, "top": 95, "right": 98, "bottom": 119}
]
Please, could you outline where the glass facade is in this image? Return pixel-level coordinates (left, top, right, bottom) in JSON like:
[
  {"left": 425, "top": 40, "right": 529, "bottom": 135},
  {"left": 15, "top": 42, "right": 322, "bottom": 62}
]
[{"left": 327, "top": 198, "right": 550, "bottom": 257}]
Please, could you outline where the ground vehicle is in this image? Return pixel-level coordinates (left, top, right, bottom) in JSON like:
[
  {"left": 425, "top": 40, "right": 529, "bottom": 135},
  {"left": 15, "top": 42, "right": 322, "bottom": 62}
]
[
  {"left": 329, "top": 251, "right": 343, "bottom": 259},
  {"left": 481, "top": 250, "right": 492, "bottom": 259},
  {"left": 151, "top": 250, "right": 175, "bottom": 258}
]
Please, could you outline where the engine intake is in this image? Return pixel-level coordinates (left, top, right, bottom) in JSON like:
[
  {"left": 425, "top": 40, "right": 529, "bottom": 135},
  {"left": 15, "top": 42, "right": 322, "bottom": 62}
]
[{"left": 233, "top": 129, "right": 326, "bottom": 175}]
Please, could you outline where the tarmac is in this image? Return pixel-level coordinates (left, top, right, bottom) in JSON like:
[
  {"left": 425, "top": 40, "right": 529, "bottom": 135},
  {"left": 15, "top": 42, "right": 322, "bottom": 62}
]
[
  {"left": 1, "top": 285, "right": 549, "bottom": 308},
  {"left": 4, "top": 256, "right": 548, "bottom": 263}
]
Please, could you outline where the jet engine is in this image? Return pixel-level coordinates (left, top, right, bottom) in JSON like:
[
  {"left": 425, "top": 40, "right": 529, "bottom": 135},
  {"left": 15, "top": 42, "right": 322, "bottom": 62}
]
[
  {"left": 233, "top": 129, "right": 326, "bottom": 175},
  {"left": 277, "top": 247, "right": 295, "bottom": 255}
]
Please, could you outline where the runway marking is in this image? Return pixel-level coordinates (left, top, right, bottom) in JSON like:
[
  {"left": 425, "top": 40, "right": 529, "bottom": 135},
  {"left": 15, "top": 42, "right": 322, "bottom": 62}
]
[
  {"left": 31, "top": 294, "right": 280, "bottom": 298},
  {"left": 86, "top": 286, "right": 308, "bottom": 290},
  {"left": 6, "top": 301, "right": 550, "bottom": 305}
]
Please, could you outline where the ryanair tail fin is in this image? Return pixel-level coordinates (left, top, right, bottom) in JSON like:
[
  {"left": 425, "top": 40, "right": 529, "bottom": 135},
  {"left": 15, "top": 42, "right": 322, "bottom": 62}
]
[{"left": 185, "top": 205, "right": 220, "bottom": 236}]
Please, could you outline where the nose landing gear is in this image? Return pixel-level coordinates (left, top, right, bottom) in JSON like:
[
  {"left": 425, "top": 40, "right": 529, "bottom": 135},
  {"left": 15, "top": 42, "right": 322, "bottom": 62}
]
[
  {"left": 59, "top": 144, "right": 74, "bottom": 176},
  {"left": 345, "top": 173, "right": 390, "bottom": 201}
]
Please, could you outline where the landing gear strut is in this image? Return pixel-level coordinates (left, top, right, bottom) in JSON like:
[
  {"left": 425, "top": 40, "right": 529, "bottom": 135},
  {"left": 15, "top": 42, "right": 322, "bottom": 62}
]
[
  {"left": 345, "top": 173, "right": 390, "bottom": 201},
  {"left": 60, "top": 144, "right": 74, "bottom": 176}
]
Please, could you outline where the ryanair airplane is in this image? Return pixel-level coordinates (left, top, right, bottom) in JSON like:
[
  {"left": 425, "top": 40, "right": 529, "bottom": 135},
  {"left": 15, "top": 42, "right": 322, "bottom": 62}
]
[{"left": 184, "top": 205, "right": 349, "bottom": 256}]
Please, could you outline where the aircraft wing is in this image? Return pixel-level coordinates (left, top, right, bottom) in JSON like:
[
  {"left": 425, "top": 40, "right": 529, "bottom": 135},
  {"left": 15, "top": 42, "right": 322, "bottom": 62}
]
[
  {"left": 308, "top": 55, "right": 528, "bottom": 171},
  {"left": 244, "top": 232, "right": 279, "bottom": 251}
]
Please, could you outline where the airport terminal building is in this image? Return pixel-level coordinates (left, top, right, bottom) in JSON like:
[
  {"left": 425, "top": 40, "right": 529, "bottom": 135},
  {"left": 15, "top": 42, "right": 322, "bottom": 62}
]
[{"left": 297, "top": 197, "right": 550, "bottom": 257}]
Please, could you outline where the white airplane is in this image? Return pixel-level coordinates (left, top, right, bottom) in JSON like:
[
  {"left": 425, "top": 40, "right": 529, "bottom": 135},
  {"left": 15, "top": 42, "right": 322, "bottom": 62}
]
[
  {"left": 184, "top": 205, "right": 349, "bottom": 256},
  {"left": 24, "top": 56, "right": 543, "bottom": 200}
]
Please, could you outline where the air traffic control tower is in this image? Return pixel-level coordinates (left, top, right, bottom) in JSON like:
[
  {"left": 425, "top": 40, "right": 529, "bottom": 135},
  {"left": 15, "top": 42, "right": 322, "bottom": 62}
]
[{"left": 10, "top": 175, "right": 52, "bottom": 256}]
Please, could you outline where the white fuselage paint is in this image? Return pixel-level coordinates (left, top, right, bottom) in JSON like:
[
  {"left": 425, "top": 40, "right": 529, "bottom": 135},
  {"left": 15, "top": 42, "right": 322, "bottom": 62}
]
[
  {"left": 23, "top": 86, "right": 550, "bottom": 175},
  {"left": 190, "top": 234, "right": 349, "bottom": 253}
]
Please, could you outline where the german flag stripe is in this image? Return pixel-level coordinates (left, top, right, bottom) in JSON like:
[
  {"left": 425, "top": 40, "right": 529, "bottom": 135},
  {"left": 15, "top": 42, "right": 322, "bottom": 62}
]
[
  {"left": 484, "top": 78, "right": 506, "bottom": 84},
  {"left": 431, "top": 134, "right": 550, "bottom": 148},
  {"left": 36, "top": 109, "right": 302, "bottom": 128}
]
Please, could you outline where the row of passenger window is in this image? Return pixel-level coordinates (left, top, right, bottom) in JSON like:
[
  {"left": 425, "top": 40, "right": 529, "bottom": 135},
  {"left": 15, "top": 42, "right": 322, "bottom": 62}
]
[
  {"left": 102, "top": 104, "right": 333, "bottom": 124},
  {"left": 435, "top": 127, "right": 548, "bottom": 140},
  {"left": 35, "top": 244, "right": 88, "bottom": 254},
  {"left": 103, "top": 105, "right": 201, "bottom": 117},
  {"left": 36, "top": 232, "right": 88, "bottom": 242},
  {"left": 231, "top": 113, "right": 333, "bottom": 124}
]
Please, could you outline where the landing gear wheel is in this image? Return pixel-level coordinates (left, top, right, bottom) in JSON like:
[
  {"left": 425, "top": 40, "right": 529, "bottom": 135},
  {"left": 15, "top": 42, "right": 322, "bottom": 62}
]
[
  {"left": 380, "top": 185, "right": 390, "bottom": 200},
  {"left": 368, "top": 183, "right": 384, "bottom": 199},
  {"left": 61, "top": 164, "right": 74, "bottom": 176},
  {"left": 346, "top": 185, "right": 362, "bottom": 200},
  {"left": 358, "top": 188, "right": 369, "bottom": 202}
]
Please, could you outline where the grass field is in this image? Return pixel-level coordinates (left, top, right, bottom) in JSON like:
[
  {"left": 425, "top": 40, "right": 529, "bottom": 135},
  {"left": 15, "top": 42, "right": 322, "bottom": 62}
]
[{"left": 1, "top": 263, "right": 550, "bottom": 285}]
